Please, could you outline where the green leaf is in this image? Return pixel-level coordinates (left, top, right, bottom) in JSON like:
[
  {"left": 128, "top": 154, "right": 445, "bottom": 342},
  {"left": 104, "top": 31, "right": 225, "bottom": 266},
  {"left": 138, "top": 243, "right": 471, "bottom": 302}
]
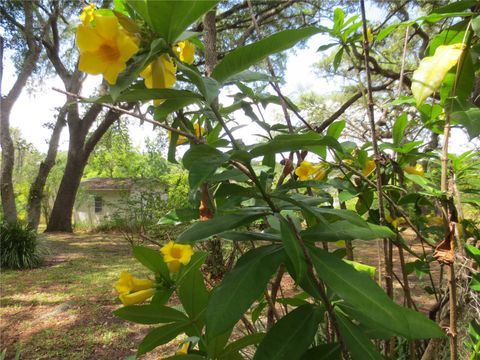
[
  {"left": 470, "top": 273, "right": 480, "bottom": 291},
  {"left": 300, "top": 343, "right": 341, "bottom": 360},
  {"left": 279, "top": 216, "right": 306, "bottom": 282},
  {"left": 183, "top": 145, "right": 229, "bottom": 189},
  {"left": 250, "top": 132, "right": 341, "bottom": 158},
  {"left": 151, "top": 288, "right": 174, "bottom": 306},
  {"left": 163, "top": 355, "right": 206, "bottom": 360},
  {"left": 428, "top": 21, "right": 467, "bottom": 56},
  {"left": 333, "top": 8, "right": 345, "bottom": 34},
  {"left": 344, "top": 260, "right": 376, "bottom": 279},
  {"left": 226, "top": 70, "right": 272, "bottom": 83},
  {"left": 125, "top": 0, "right": 150, "bottom": 25},
  {"left": 114, "top": 304, "right": 188, "bottom": 324},
  {"left": 177, "top": 62, "right": 220, "bottom": 104},
  {"left": 177, "top": 211, "right": 268, "bottom": 244},
  {"left": 220, "top": 231, "right": 281, "bottom": 242},
  {"left": 154, "top": 98, "right": 200, "bottom": 121},
  {"left": 393, "top": 113, "right": 408, "bottom": 147},
  {"left": 465, "top": 244, "right": 480, "bottom": 265},
  {"left": 212, "top": 27, "right": 322, "bottom": 83},
  {"left": 450, "top": 99, "right": 480, "bottom": 139},
  {"left": 302, "top": 221, "right": 394, "bottom": 242},
  {"left": 335, "top": 311, "right": 384, "bottom": 360},
  {"left": 309, "top": 247, "right": 444, "bottom": 339},
  {"left": 219, "top": 333, "right": 266, "bottom": 359},
  {"left": 158, "top": 208, "right": 199, "bottom": 225},
  {"left": 176, "top": 252, "right": 208, "bottom": 286},
  {"left": 132, "top": 245, "right": 170, "bottom": 280},
  {"left": 376, "top": 23, "right": 401, "bottom": 42},
  {"left": 206, "top": 245, "right": 285, "bottom": 339},
  {"left": 435, "top": 1, "right": 479, "bottom": 14},
  {"left": 253, "top": 304, "right": 321, "bottom": 360},
  {"left": 146, "top": 0, "right": 219, "bottom": 43},
  {"left": 327, "top": 120, "right": 346, "bottom": 139},
  {"left": 138, "top": 322, "right": 191, "bottom": 355},
  {"left": 333, "top": 47, "right": 344, "bottom": 72},
  {"left": 178, "top": 268, "right": 209, "bottom": 326}
]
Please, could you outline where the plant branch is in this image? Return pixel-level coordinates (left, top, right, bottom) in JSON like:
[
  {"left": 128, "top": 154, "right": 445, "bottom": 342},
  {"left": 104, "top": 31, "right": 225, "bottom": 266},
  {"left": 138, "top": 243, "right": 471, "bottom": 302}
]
[{"left": 51, "top": 88, "right": 202, "bottom": 143}]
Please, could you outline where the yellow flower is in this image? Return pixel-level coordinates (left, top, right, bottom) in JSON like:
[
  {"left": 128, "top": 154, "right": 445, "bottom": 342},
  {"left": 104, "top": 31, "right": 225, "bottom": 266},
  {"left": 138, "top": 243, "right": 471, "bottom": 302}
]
[
  {"left": 114, "top": 271, "right": 155, "bottom": 306},
  {"left": 386, "top": 216, "right": 406, "bottom": 229},
  {"left": 314, "top": 167, "right": 326, "bottom": 181},
  {"left": 173, "top": 40, "right": 195, "bottom": 65},
  {"left": 160, "top": 241, "right": 193, "bottom": 273},
  {"left": 169, "top": 123, "right": 204, "bottom": 145},
  {"left": 76, "top": 15, "right": 139, "bottom": 85},
  {"left": 80, "top": 3, "right": 96, "bottom": 24},
  {"left": 335, "top": 240, "right": 346, "bottom": 248},
  {"left": 426, "top": 215, "right": 444, "bottom": 226},
  {"left": 140, "top": 54, "right": 177, "bottom": 106},
  {"left": 119, "top": 288, "right": 156, "bottom": 306},
  {"left": 295, "top": 161, "right": 316, "bottom": 181},
  {"left": 362, "top": 160, "right": 376, "bottom": 177},
  {"left": 295, "top": 161, "right": 328, "bottom": 181},
  {"left": 176, "top": 342, "right": 190, "bottom": 355},
  {"left": 404, "top": 163, "right": 424, "bottom": 177}
]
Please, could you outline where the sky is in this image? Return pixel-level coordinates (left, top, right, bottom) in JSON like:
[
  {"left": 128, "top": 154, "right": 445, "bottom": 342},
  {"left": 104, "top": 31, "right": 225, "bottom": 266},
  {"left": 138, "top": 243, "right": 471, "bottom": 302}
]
[{"left": 2, "top": 7, "right": 474, "bottom": 157}]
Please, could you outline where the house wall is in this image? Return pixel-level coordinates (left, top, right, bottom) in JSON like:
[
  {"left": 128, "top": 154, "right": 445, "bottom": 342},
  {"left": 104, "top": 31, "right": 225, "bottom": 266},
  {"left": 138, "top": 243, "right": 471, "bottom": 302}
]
[
  {"left": 74, "top": 190, "right": 128, "bottom": 226},
  {"left": 73, "top": 184, "right": 168, "bottom": 227}
]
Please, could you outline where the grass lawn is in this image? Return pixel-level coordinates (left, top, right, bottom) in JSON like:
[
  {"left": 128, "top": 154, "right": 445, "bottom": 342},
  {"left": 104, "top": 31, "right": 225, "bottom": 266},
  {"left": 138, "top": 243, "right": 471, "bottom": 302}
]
[{"left": 0, "top": 233, "right": 180, "bottom": 360}]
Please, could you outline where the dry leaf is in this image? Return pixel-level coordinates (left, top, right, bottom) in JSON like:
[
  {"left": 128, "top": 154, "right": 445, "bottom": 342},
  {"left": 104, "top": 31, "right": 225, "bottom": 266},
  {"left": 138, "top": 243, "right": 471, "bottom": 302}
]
[
  {"left": 411, "top": 43, "right": 465, "bottom": 106},
  {"left": 433, "top": 223, "right": 456, "bottom": 265}
]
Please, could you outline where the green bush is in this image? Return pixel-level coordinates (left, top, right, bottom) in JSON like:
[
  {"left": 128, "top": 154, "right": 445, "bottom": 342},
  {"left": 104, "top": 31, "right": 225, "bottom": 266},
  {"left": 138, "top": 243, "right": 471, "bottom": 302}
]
[{"left": 0, "top": 222, "right": 42, "bottom": 269}]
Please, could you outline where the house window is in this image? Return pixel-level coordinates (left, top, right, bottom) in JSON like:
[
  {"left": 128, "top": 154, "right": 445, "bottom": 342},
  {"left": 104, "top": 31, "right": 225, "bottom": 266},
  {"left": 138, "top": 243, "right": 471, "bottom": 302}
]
[{"left": 94, "top": 196, "right": 103, "bottom": 213}]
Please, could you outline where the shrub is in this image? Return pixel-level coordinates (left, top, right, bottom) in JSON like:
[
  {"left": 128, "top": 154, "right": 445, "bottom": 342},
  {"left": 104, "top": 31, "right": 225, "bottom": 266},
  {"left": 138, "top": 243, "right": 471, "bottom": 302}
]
[{"left": 0, "top": 221, "right": 42, "bottom": 269}]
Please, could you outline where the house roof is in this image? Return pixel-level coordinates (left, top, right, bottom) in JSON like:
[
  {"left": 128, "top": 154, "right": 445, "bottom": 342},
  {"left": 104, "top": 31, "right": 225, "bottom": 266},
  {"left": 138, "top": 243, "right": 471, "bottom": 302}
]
[{"left": 80, "top": 178, "right": 133, "bottom": 191}]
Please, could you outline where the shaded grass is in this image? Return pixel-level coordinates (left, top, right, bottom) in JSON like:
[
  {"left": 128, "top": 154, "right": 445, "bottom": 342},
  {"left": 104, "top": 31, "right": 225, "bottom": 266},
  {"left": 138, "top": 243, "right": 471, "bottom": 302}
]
[{"left": 0, "top": 233, "right": 171, "bottom": 360}]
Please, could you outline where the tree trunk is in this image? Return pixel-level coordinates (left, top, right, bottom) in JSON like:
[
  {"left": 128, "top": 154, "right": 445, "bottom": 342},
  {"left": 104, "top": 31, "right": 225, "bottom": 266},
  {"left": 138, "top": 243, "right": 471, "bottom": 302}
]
[
  {"left": 0, "top": 100, "right": 17, "bottom": 223},
  {"left": 0, "top": 2, "right": 48, "bottom": 224},
  {"left": 26, "top": 105, "right": 66, "bottom": 230},
  {"left": 46, "top": 107, "right": 123, "bottom": 232},
  {"left": 45, "top": 150, "right": 86, "bottom": 232},
  {"left": 0, "top": 36, "right": 18, "bottom": 224}
]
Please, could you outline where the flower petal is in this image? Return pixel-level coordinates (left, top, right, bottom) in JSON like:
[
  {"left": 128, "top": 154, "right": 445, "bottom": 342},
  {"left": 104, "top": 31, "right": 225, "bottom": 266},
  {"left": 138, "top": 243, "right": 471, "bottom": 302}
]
[
  {"left": 119, "top": 288, "right": 155, "bottom": 306},
  {"left": 117, "top": 32, "right": 139, "bottom": 62},
  {"left": 103, "top": 60, "right": 126, "bottom": 85},
  {"left": 78, "top": 51, "right": 107, "bottom": 75},
  {"left": 76, "top": 24, "right": 102, "bottom": 52},
  {"left": 95, "top": 15, "right": 119, "bottom": 41}
]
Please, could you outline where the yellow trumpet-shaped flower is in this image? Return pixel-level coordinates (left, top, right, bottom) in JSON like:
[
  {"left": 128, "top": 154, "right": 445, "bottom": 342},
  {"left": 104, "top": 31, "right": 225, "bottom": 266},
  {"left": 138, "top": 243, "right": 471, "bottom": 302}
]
[
  {"left": 170, "top": 123, "right": 204, "bottom": 145},
  {"left": 404, "top": 163, "right": 424, "bottom": 177},
  {"left": 362, "top": 160, "right": 376, "bottom": 177},
  {"left": 140, "top": 54, "right": 177, "bottom": 106},
  {"left": 386, "top": 215, "right": 406, "bottom": 229},
  {"left": 115, "top": 271, "right": 154, "bottom": 294},
  {"left": 295, "top": 161, "right": 315, "bottom": 181},
  {"left": 80, "top": 3, "right": 96, "bottom": 25},
  {"left": 114, "top": 271, "right": 155, "bottom": 306},
  {"left": 173, "top": 40, "right": 195, "bottom": 65},
  {"left": 295, "top": 161, "right": 327, "bottom": 181},
  {"left": 160, "top": 241, "right": 193, "bottom": 273},
  {"left": 314, "top": 167, "right": 326, "bottom": 181},
  {"left": 176, "top": 342, "right": 190, "bottom": 355},
  {"left": 426, "top": 215, "right": 444, "bottom": 226},
  {"left": 119, "top": 288, "right": 156, "bottom": 306},
  {"left": 76, "top": 15, "right": 139, "bottom": 85}
]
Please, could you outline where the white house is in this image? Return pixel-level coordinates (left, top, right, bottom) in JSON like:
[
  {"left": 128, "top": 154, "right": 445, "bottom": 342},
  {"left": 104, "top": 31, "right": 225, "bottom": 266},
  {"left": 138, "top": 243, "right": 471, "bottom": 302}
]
[{"left": 73, "top": 178, "right": 168, "bottom": 227}]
